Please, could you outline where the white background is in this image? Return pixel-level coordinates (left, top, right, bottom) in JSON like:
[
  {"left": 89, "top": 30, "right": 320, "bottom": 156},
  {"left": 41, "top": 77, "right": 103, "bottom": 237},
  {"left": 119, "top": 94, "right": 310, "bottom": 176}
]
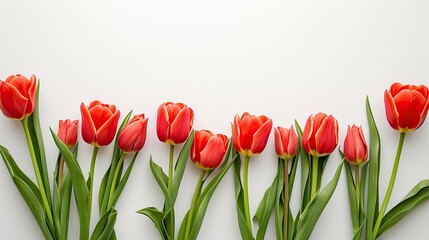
[{"left": 1, "top": 1, "right": 429, "bottom": 239}]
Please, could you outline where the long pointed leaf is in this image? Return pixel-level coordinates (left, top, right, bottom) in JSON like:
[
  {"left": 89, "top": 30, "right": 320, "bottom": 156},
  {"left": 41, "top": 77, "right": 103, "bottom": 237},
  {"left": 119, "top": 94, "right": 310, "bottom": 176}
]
[
  {"left": 150, "top": 157, "right": 173, "bottom": 207},
  {"left": 110, "top": 153, "right": 138, "bottom": 207},
  {"left": 365, "top": 97, "right": 381, "bottom": 240},
  {"left": 137, "top": 207, "right": 169, "bottom": 240},
  {"left": 172, "top": 131, "right": 194, "bottom": 202},
  {"left": 295, "top": 160, "right": 344, "bottom": 240},
  {"left": 90, "top": 208, "right": 117, "bottom": 240},
  {"left": 295, "top": 121, "right": 311, "bottom": 212},
  {"left": 51, "top": 128, "right": 90, "bottom": 240}
]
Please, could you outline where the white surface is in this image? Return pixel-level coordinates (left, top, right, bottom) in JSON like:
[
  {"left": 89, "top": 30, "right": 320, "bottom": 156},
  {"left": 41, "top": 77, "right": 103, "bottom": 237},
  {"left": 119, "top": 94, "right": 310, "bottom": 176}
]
[{"left": 1, "top": 1, "right": 429, "bottom": 239}]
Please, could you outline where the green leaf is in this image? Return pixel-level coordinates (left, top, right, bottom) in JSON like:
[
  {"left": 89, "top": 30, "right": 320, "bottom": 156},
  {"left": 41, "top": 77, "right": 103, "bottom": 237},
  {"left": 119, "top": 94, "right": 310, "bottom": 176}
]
[
  {"left": 0, "top": 145, "right": 53, "bottom": 239},
  {"left": 137, "top": 207, "right": 169, "bottom": 240},
  {"left": 150, "top": 157, "right": 173, "bottom": 207},
  {"left": 365, "top": 97, "right": 381, "bottom": 240},
  {"left": 233, "top": 152, "right": 255, "bottom": 240},
  {"left": 99, "top": 111, "right": 133, "bottom": 214},
  {"left": 377, "top": 179, "right": 429, "bottom": 238},
  {"left": 177, "top": 211, "right": 189, "bottom": 240},
  {"left": 295, "top": 121, "right": 311, "bottom": 212},
  {"left": 26, "top": 82, "right": 52, "bottom": 208},
  {"left": 90, "top": 208, "right": 117, "bottom": 240},
  {"left": 0, "top": 145, "right": 43, "bottom": 206},
  {"left": 60, "top": 169, "right": 73, "bottom": 240},
  {"left": 172, "top": 131, "right": 194, "bottom": 202},
  {"left": 295, "top": 160, "right": 344, "bottom": 240},
  {"left": 343, "top": 160, "right": 359, "bottom": 231},
  {"left": 51, "top": 128, "right": 90, "bottom": 240},
  {"left": 110, "top": 152, "right": 138, "bottom": 208},
  {"left": 188, "top": 155, "right": 237, "bottom": 240},
  {"left": 254, "top": 160, "right": 280, "bottom": 240}
]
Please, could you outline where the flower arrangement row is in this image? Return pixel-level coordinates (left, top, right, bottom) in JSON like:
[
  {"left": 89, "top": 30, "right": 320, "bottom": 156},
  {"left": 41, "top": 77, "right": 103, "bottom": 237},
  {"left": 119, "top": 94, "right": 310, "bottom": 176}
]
[{"left": 0, "top": 74, "right": 428, "bottom": 240}]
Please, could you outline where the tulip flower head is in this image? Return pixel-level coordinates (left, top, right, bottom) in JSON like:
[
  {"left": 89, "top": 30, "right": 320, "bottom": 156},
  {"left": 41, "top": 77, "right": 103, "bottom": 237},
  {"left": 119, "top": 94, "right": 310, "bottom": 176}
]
[
  {"left": 233, "top": 112, "right": 273, "bottom": 157},
  {"left": 156, "top": 102, "right": 194, "bottom": 145},
  {"left": 0, "top": 74, "right": 37, "bottom": 120},
  {"left": 343, "top": 125, "right": 368, "bottom": 165},
  {"left": 118, "top": 114, "right": 149, "bottom": 153},
  {"left": 274, "top": 125, "right": 298, "bottom": 161},
  {"left": 384, "top": 82, "right": 429, "bottom": 133},
  {"left": 191, "top": 130, "right": 228, "bottom": 170},
  {"left": 302, "top": 112, "right": 338, "bottom": 157},
  {"left": 58, "top": 119, "right": 79, "bottom": 148},
  {"left": 80, "top": 100, "right": 121, "bottom": 147}
]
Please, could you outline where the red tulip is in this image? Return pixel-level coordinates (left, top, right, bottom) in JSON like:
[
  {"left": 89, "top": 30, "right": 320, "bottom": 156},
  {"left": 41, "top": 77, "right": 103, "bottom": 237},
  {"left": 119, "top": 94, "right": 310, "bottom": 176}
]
[
  {"left": 156, "top": 102, "right": 194, "bottom": 145},
  {"left": 118, "top": 114, "right": 149, "bottom": 153},
  {"left": 80, "top": 100, "right": 120, "bottom": 146},
  {"left": 384, "top": 82, "right": 429, "bottom": 133},
  {"left": 0, "top": 74, "right": 37, "bottom": 120},
  {"left": 344, "top": 125, "right": 368, "bottom": 165},
  {"left": 274, "top": 125, "right": 298, "bottom": 160},
  {"left": 191, "top": 130, "right": 228, "bottom": 170},
  {"left": 233, "top": 112, "right": 273, "bottom": 157},
  {"left": 302, "top": 112, "right": 338, "bottom": 157},
  {"left": 58, "top": 119, "right": 79, "bottom": 148}
]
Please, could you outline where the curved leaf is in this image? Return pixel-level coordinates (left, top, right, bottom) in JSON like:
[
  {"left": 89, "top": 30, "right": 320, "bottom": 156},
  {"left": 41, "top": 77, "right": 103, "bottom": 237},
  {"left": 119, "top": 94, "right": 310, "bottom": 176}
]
[
  {"left": 172, "top": 131, "right": 194, "bottom": 202},
  {"left": 137, "top": 207, "right": 168, "bottom": 240},
  {"left": 295, "top": 160, "right": 344, "bottom": 240}
]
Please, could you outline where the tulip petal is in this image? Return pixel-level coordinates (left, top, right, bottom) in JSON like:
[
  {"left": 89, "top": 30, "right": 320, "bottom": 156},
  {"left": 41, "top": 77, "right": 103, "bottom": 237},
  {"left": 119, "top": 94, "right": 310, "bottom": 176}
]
[
  {"left": 250, "top": 118, "right": 273, "bottom": 155},
  {"left": 156, "top": 105, "right": 170, "bottom": 143},
  {"left": 0, "top": 81, "right": 29, "bottom": 119},
  {"left": 302, "top": 115, "right": 315, "bottom": 154},
  {"left": 90, "top": 105, "right": 115, "bottom": 130},
  {"left": 384, "top": 90, "right": 400, "bottom": 130},
  {"left": 233, "top": 114, "right": 242, "bottom": 153},
  {"left": 170, "top": 108, "right": 193, "bottom": 144},
  {"left": 314, "top": 115, "right": 338, "bottom": 156},
  {"left": 80, "top": 103, "right": 97, "bottom": 144},
  {"left": 394, "top": 90, "right": 427, "bottom": 130},
  {"left": 25, "top": 75, "right": 37, "bottom": 115},
  {"left": 131, "top": 118, "right": 148, "bottom": 152},
  {"left": 96, "top": 110, "right": 120, "bottom": 146},
  {"left": 199, "top": 136, "right": 227, "bottom": 169},
  {"left": 274, "top": 127, "right": 284, "bottom": 156}
]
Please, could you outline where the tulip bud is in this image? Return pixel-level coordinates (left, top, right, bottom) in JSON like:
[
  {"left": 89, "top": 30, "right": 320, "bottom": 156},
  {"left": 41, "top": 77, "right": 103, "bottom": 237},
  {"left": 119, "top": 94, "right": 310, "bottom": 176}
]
[
  {"left": 384, "top": 82, "right": 429, "bottom": 133},
  {"left": 302, "top": 112, "right": 338, "bottom": 157},
  {"left": 80, "top": 100, "right": 120, "bottom": 147},
  {"left": 118, "top": 114, "right": 149, "bottom": 153},
  {"left": 274, "top": 125, "right": 298, "bottom": 160},
  {"left": 344, "top": 125, "right": 368, "bottom": 165},
  {"left": 0, "top": 74, "right": 37, "bottom": 120},
  {"left": 233, "top": 112, "right": 273, "bottom": 157},
  {"left": 191, "top": 130, "right": 228, "bottom": 170},
  {"left": 156, "top": 102, "right": 194, "bottom": 145},
  {"left": 58, "top": 119, "right": 79, "bottom": 148}
]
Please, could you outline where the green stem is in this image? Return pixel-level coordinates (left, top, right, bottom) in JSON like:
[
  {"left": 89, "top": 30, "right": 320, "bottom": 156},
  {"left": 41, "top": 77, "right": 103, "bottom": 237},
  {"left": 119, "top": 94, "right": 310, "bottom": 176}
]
[
  {"left": 311, "top": 156, "right": 319, "bottom": 200},
  {"left": 88, "top": 146, "right": 99, "bottom": 217},
  {"left": 283, "top": 159, "right": 289, "bottom": 240},
  {"left": 58, "top": 156, "right": 65, "bottom": 192},
  {"left": 108, "top": 152, "right": 127, "bottom": 208},
  {"left": 355, "top": 165, "right": 360, "bottom": 226},
  {"left": 168, "top": 144, "right": 175, "bottom": 193},
  {"left": 243, "top": 156, "right": 252, "bottom": 232},
  {"left": 21, "top": 119, "right": 54, "bottom": 228},
  {"left": 372, "top": 132, "right": 406, "bottom": 239},
  {"left": 184, "top": 170, "right": 206, "bottom": 239}
]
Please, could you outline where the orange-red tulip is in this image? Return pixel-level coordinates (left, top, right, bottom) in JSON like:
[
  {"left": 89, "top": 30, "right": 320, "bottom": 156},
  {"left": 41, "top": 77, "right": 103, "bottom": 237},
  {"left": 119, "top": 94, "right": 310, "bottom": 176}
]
[
  {"left": 344, "top": 125, "right": 368, "bottom": 165},
  {"left": 156, "top": 102, "right": 194, "bottom": 145},
  {"left": 80, "top": 100, "right": 120, "bottom": 147},
  {"left": 233, "top": 112, "right": 273, "bottom": 157},
  {"left": 191, "top": 130, "right": 228, "bottom": 170},
  {"left": 58, "top": 119, "right": 79, "bottom": 148},
  {"left": 302, "top": 112, "right": 338, "bottom": 157},
  {"left": 384, "top": 82, "right": 429, "bottom": 133},
  {"left": 118, "top": 114, "right": 149, "bottom": 153},
  {"left": 0, "top": 74, "right": 37, "bottom": 120},
  {"left": 274, "top": 125, "right": 298, "bottom": 160}
]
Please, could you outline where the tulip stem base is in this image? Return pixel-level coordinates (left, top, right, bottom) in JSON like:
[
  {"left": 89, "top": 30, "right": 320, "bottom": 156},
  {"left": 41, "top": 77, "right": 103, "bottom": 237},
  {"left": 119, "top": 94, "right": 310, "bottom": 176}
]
[
  {"left": 372, "top": 132, "right": 406, "bottom": 239},
  {"left": 283, "top": 159, "right": 289, "bottom": 240},
  {"left": 184, "top": 170, "right": 206, "bottom": 239},
  {"left": 311, "top": 156, "right": 319, "bottom": 200},
  {"left": 88, "top": 146, "right": 100, "bottom": 218},
  {"left": 108, "top": 152, "right": 127, "bottom": 208},
  {"left": 21, "top": 119, "right": 54, "bottom": 228},
  {"left": 168, "top": 144, "right": 175, "bottom": 193},
  {"left": 243, "top": 156, "right": 252, "bottom": 233}
]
